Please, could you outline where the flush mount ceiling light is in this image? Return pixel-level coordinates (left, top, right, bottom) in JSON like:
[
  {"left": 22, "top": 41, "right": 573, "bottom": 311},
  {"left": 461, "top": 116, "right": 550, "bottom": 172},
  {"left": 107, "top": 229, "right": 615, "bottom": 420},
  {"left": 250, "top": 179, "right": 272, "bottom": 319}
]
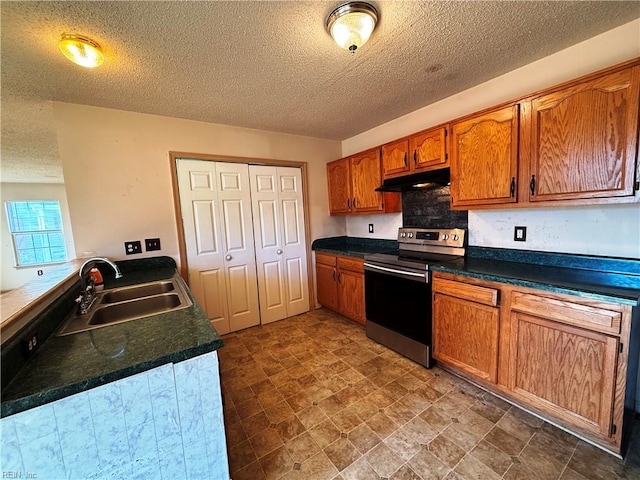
[
  {"left": 326, "top": 2, "right": 378, "bottom": 53},
  {"left": 58, "top": 33, "right": 104, "bottom": 68}
]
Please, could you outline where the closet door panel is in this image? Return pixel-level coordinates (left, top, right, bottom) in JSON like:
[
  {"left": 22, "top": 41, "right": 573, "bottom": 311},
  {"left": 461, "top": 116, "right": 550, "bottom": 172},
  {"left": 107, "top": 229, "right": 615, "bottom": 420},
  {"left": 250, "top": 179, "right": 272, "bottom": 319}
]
[
  {"left": 176, "top": 159, "right": 230, "bottom": 334},
  {"left": 216, "top": 162, "right": 260, "bottom": 332},
  {"left": 250, "top": 165, "right": 288, "bottom": 323}
]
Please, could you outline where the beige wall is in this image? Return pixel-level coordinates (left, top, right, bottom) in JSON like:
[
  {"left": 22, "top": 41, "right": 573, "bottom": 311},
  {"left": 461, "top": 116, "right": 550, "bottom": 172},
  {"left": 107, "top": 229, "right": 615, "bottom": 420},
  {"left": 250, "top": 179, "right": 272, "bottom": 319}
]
[
  {"left": 53, "top": 104, "right": 344, "bottom": 268},
  {"left": 342, "top": 19, "right": 640, "bottom": 258},
  {"left": 0, "top": 183, "right": 76, "bottom": 291}
]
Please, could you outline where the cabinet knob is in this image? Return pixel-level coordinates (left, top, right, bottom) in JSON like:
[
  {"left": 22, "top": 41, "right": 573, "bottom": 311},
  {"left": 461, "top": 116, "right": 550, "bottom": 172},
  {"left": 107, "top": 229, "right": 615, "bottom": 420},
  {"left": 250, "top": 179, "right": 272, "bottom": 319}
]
[
  {"left": 276, "top": 249, "right": 283, "bottom": 255},
  {"left": 225, "top": 254, "right": 232, "bottom": 261}
]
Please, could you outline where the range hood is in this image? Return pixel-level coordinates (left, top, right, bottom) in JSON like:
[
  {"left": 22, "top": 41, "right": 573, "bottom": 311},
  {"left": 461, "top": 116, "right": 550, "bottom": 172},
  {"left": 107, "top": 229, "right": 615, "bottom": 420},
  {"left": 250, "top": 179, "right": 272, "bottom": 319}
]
[{"left": 376, "top": 168, "right": 450, "bottom": 192}]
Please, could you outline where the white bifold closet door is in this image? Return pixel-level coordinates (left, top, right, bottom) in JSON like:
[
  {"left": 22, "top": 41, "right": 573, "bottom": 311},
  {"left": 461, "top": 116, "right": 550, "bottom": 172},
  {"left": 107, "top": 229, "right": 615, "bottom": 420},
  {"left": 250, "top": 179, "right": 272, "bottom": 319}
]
[
  {"left": 249, "top": 165, "right": 310, "bottom": 324},
  {"left": 176, "top": 159, "right": 260, "bottom": 335}
]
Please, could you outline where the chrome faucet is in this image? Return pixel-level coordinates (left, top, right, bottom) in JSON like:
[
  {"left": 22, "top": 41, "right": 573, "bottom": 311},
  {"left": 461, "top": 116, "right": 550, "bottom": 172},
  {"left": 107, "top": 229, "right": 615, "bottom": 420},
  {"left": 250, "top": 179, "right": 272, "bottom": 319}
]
[{"left": 76, "top": 257, "right": 123, "bottom": 315}]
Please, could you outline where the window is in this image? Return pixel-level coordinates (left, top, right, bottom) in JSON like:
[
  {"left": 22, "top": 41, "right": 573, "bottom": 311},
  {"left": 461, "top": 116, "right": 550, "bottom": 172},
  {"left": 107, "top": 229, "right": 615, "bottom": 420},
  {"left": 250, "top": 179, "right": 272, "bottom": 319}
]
[{"left": 5, "top": 201, "right": 67, "bottom": 266}]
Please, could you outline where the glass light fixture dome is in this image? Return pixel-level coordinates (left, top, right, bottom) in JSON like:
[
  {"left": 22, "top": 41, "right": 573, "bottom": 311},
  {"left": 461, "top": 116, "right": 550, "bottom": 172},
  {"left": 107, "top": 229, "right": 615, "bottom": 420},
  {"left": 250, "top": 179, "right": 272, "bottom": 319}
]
[
  {"left": 58, "top": 33, "right": 104, "bottom": 68},
  {"left": 326, "top": 2, "right": 378, "bottom": 53}
]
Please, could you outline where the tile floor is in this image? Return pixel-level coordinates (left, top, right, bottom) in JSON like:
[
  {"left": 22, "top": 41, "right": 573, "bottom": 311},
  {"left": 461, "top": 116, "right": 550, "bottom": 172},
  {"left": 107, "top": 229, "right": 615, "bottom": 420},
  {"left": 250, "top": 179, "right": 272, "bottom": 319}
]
[{"left": 218, "top": 309, "right": 640, "bottom": 480}]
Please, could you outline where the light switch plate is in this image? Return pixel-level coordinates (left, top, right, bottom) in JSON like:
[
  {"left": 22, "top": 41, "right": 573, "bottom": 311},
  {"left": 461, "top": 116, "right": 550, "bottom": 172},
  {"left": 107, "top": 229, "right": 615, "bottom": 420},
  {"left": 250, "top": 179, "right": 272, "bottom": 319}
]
[
  {"left": 514, "top": 226, "right": 527, "bottom": 242},
  {"left": 145, "top": 238, "right": 161, "bottom": 251}
]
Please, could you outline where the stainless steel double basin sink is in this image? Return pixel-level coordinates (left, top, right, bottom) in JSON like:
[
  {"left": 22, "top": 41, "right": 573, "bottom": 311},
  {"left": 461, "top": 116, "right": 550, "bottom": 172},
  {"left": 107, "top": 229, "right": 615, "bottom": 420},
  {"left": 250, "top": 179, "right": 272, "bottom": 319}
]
[{"left": 57, "top": 274, "right": 192, "bottom": 336}]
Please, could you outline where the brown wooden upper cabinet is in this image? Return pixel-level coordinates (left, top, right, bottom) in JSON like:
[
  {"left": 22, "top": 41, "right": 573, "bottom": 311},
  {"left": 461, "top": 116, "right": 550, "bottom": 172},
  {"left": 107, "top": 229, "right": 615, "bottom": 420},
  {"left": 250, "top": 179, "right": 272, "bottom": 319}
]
[
  {"left": 450, "top": 62, "right": 640, "bottom": 209},
  {"left": 450, "top": 105, "right": 519, "bottom": 207},
  {"left": 327, "top": 148, "right": 401, "bottom": 215},
  {"left": 333, "top": 59, "right": 640, "bottom": 212},
  {"left": 327, "top": 157, "right": 351, "bottom": 215},
  {"left": 525, "top": 65, "right": 640, "bottom": 203},
  {"left": 381, "top": 125, "right": 449, "bottom": 179}
]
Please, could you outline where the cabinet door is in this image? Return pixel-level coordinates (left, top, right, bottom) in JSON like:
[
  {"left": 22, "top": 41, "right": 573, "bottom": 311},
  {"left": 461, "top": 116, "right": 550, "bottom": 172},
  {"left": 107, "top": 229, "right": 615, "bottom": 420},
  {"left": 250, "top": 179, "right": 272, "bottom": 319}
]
[
  {"left": 316, "top": 263, "right": 338, "bottom": 311},
  {"left": 351, "top": 149, "right": 385, "bottom": 213},
  {"left": 511, "top": 311, "right": 618, "bottom": 438},
  {"left": 433, "top": 293, "right": 500, "bottom": 383},
  {"left": 338, "top": 269, "right": 365, "bottom": 324},
  {"left": 382, "top": 140, "right": 410, "bottom": 178},
  {"left": 529, "top": 66, "right": 640, "bottom": 202},
  {"left": 451, "top": 105, "right": 519, "bottom": 207},
  {"left": 410, "top": 127, "right": 448, "bottom": 172},
  {"left": 327, "top": 158, "right": 352, "bottom": 214}
]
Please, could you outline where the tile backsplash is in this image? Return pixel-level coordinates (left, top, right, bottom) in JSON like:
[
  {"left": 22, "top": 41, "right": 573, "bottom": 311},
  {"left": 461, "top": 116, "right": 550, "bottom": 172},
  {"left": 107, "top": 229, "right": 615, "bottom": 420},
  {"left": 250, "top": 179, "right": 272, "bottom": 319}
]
[{"left": 402, "top": 185, "right": 468, "bottom": 229}]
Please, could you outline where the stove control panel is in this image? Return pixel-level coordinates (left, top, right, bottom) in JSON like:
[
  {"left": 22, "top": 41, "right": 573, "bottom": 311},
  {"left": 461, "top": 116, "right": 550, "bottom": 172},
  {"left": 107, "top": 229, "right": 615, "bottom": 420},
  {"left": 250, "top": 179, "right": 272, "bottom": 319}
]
[{"left": 398, "top": 228, "right": 466, "bottom": 248}]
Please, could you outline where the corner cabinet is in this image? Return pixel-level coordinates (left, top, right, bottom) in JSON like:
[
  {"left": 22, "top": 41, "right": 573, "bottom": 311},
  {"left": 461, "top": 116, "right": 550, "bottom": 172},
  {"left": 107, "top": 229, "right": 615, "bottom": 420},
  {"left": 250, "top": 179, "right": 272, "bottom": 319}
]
[
  {"left": 327, "top": 158, "right": 352, "bottom": 215},
  {"left": 327, "top": 149, "right": 401, "bottom": 215},
  {"left": 509, "top": 295, "right": 619, "bottom": 440},
  {"left": 431, "top": 271, "right": 636, "bottom": 455},
  {"left": 315, "top": 253, "right": 365, "bottom": 325},
  {"left": 450, "top": 105, "right": 519, "bottom": 207},
  {"left": 315, "top": 253, "right": 339, "bottom": 311},
  {"left": 524, "top": 65, "right": 640, "bottom": 202},
  {"left": 381, "top": 125, "right": 449, "bottom": 179}
]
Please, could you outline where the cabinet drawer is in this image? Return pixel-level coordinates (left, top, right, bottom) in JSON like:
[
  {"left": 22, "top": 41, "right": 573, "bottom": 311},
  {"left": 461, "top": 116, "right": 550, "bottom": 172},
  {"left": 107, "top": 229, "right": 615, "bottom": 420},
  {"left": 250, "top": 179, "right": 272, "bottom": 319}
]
[
  {"left": 433, "top": 277, "right": 498, "bottom": 306},
  {"left": 510, "top": 292, "right": 621, "bottom": 335},
  {"left": 337, "top": 256, "right": 364, "bottom": 273},
  {"left": 316, "top": 252, "right": 336, "bottom": 266}
]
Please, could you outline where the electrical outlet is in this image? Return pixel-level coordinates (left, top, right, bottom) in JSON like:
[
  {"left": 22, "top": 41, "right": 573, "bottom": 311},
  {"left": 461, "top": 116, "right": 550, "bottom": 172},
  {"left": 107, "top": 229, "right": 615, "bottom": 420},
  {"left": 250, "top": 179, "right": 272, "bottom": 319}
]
[
  {"left": 124, "top": 240, "right": 142, "bottom": 255},
  {"left": 368, "top": 224, "right": 374, "bottom": 233},
  {"left": 21, "top": 331, "right": 40, "bottom": 359},
  {"left": 145, "top": 238, "right": 161, "bottom": 251},
  {"left": 514, "top": 226, "right": 527, "bottom": 242}
]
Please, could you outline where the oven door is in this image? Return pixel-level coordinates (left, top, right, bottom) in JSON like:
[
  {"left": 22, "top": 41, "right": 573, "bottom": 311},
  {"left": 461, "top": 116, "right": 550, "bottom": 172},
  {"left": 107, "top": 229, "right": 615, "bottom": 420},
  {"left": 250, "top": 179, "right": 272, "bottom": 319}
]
[{"left": 364, "top": 262, "right": 431, "bottom": 344}]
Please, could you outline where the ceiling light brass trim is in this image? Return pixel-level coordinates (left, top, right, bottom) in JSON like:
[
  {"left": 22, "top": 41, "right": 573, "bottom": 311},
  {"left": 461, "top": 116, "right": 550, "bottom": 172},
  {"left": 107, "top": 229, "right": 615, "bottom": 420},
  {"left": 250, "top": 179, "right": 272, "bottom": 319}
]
[{"left": 326, "top": 2, "right": 379, "bottom": 31}]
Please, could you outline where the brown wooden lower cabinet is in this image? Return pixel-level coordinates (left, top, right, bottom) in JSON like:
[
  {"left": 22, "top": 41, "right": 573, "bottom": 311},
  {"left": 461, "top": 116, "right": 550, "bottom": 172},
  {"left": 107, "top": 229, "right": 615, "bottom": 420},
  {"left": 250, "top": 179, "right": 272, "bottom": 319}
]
[
  {"left": 511, "top": 311, "right": 618, "bottom": 439},
  {"left": 315, "top": 252, "right": 365, "bottom": 325},
  {"left": 316, "top": 258, "right": 339, "bottom": 311},
  {"left": 433, "top": 280, "right": 500, "bottom": 383},
  {"left": 432, "top": 271, "right": 636, "bottom": 455}
]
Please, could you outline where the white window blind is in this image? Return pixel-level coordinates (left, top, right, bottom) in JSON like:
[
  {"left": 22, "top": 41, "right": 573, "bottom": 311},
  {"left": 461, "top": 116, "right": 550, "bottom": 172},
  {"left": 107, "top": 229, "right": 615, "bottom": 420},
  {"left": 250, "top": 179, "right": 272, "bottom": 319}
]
[{"left": 5, "top": 201, "right": 67, "bottom": 266}]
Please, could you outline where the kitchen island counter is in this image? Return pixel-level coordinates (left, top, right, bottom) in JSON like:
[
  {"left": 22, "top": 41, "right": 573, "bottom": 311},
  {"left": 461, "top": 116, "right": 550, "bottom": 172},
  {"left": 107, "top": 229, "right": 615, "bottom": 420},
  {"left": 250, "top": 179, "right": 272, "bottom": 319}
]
[{"left": 1, "top": 257, "right": 223, "bottom": 417}]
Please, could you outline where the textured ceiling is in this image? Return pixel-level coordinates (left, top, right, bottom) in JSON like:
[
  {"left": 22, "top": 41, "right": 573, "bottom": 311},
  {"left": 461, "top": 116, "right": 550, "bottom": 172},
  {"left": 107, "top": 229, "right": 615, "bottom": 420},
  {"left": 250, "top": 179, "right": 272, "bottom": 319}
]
[{"left": 1, "top": 1, "right": 639, "bottom": 183}]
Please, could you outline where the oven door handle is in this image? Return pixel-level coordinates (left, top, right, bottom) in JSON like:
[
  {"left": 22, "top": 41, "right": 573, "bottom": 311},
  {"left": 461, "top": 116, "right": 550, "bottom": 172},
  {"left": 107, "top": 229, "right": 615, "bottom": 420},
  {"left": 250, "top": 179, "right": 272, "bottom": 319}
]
[{"left": 364, "top": 263, "right": 428, "bottom": 281}]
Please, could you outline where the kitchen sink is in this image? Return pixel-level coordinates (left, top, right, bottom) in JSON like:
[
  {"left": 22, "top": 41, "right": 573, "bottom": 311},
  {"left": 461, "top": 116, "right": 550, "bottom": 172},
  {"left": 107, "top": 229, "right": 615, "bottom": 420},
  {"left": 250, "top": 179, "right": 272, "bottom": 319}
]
[
  {"left": 89, "top": 294, "right": 182, "bottom": 325},
  {"left": 101, "top": 281, "right": 175, "bottom": 303},
  {"left": 57, "top": 275, "right": 192, "bottom": 336}
]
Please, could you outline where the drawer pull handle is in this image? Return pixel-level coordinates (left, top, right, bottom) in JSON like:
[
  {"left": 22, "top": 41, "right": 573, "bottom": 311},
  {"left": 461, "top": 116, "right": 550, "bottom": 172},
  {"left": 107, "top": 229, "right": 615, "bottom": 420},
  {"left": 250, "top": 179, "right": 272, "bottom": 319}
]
[{"left": 530, "top": 175, "right": 536, "bottom": 196}]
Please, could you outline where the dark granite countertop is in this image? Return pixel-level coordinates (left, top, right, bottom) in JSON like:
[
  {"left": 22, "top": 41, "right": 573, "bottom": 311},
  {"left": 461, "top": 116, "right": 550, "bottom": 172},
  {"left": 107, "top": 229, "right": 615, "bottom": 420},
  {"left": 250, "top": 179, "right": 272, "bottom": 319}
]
[
  {"left": 312, "top": 236, "right": 398, "bottom": 258},
  {"left": 1, "top": 257, "right": 222, "bottom": 417},
  {"left": 432, "top": 247, "right": 640, "bottom": 306}
]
